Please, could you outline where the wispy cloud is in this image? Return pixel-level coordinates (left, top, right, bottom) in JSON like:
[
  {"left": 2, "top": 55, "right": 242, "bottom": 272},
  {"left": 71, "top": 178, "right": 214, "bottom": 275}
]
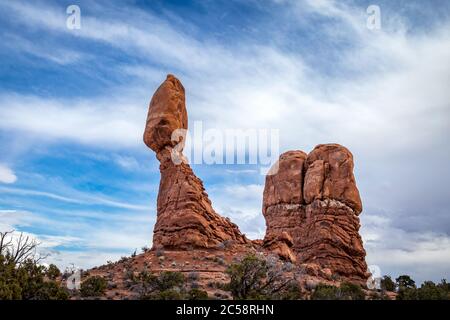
[
  {"left": 0, "top": 186, "right": 151, "bottom": 210},
  {"left": 0, "top": 164, "right": 17, "bottom": 184}
]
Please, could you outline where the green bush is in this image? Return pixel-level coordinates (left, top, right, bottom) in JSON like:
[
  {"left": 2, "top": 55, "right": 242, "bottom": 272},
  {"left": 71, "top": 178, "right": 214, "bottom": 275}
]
[
  {"left": 311, "top": 284, "right": 340, "bottom": 300},
  {"left": 397, "top": 287, "right": 418, "bottom": 300},
  {"left": 417, "top": 281, "right": 448, "bottom": 300},
  {"left": 225, "top": 254, "right": 301, "bottom": 300},
  {"left": 138, "top": 271, "right": 187, "bottom": 300},
  {"left": 396, "top": 275, "right": 418, "bottom": 300},
  {"left": 273, "top": 282, "right": 303, "bottom": 300},
  {"left": 153, "top": 289, "right": 183, "bottom": 300},
  {"left": 46, "top": 264, "right": 61, "bottom": 280},
  {"left": 0, "top": 255, "right": 68, "bottom": 300},
  {"left": 396, "top": 275, "right": 415, "bottom": 289},
  {"left": 187, "top": 288, "right": 209, "bottom": 300},
  {"left": 380, "top": 275, "right": 396, "bottom": 292},
  {"left": 157, "top": 271, "right": 185, "bottom": 291},
  {"left": 339, "top": 282, "right": 365, "bottom": 300},
  {"left": 226, "top": 254, "right": 268, "bottom": 299},
  {"left": 311, "top": 282, "right": 365, "bottom": 300},
  {"left": 80, "top": 276, "right": 107, "bottom": 297}
]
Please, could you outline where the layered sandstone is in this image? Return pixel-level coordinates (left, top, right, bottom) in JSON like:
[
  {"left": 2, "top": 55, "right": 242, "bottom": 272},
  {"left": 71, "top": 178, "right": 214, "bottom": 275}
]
[
  {"left": 262, "top": 145, "right": 368, "bottom": 282},
  {"left": 304, "top": 144, "right": 362, "bottom": 213},
  {"left": 144, "top": 75, "right": 248, "bottom": 249},
  {"left": 262, "top": 151, "right": 307, "bottom": 263}
]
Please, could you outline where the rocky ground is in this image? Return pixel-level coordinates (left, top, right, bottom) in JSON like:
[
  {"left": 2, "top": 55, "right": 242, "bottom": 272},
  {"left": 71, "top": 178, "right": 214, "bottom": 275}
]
[{"left": 82, "top": 244, "right": 350, "bottom": 300}]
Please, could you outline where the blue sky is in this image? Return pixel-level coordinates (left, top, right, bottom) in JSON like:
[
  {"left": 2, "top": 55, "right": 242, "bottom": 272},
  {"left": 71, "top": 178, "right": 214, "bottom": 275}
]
[{"left": 0, "top": 0, "right": 449, "bottom": 285}]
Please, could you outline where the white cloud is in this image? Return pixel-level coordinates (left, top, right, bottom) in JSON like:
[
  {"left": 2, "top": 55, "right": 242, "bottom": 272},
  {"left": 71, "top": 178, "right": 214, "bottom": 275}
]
[
  {"left": 0, "top": 93, "right": 146, "bottom": 148},
  {"left": 2, "top": 33, "right": 85, "bottom": 65},
  {"left": 208, "top": 183, "right": 266, "bottom": 239},
  {"left": 0, "top": 164, "right": 17, "bottom": 184},
  {"left": 0, "top": 208, "right": 153, "bottom": 270},
  {"left": 0, "top": 186, "right": 151, "bottom": 211},
  {"left": 361, "top": 213, "right": 450, "bottom": 283},
  {"left": 113, "top": 154, "right": 140, "bottom": 170}
]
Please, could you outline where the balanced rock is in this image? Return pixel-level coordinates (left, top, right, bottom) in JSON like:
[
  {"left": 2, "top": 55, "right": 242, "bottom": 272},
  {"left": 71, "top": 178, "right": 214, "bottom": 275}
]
[
  {"left": 144, "top": 74, "right": 188, "bottom": 153},
  {"left": 144, "top": 75, "right": 248, "bottom": 249}
]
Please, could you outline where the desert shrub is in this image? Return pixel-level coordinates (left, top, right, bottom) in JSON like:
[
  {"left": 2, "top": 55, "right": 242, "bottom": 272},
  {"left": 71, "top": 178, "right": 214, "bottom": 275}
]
[
  {"left": 80, "top": 276, "right": 107, "bottom": 297},
  {"left": 311, "top": 284, "right": 340, "bottom": 300},
  {"left": 158, "top": 271, "right": 185, "bottom": 290},
  {"left": 187, "top": 288, "right": 209, "bottom": 300},
  {"left": 417, "top": 281, "right": 448, "bottom": 300},
  {"left": 138, "top": 270, "right": 186, "bottom": 300},
  {"left": 153, "top": 289, "right": 183, "bottom": 300},
  {"left": 188, "top": 272, "right": 200, "bottom": 282},
  {"left": 272, "top": 281, "right": 302, "bottom": 300},
  {"left": 339, "top": 282, "right": 365, "bottom": 300},
  {"left": 437, "top": 279, "right": 450, "bottom": 299},
  {"left": 124, "top": 268, "right": 137, "bottom": 283},
  {"left": 0, "top": 231, "right": 68, "bottom": 300},
  {"left": 137, "top": 271, "right": 209, "bottom": 300},
  {"left": 396, "top": 275, "right": 418, "bottom": 300},
  {"left": 46, "top": 264, "right": 61, "bottom": 280},
  {"left": 397, "top": 287, "right": 418, "bottom": 300},
  {"left": 226, "top": 254, "right": 300, "bottom": 300},
  {"left": 311, "top": 282, "right": 365, "bottom": 300},
  {"left": 396, "top": 275, "right": 415, "bottom": 289},
  {"left": 0, "top": 257, "right": 69, "bottom": 300},
  {"left": 32, "top": 281, "right": 69, "bottom": 300},
  {"left": 392, "top": 277, "right": 449, "bottom": 300},
  {"left": 380, "top": 275, "right": 396, "bottom": 292}
]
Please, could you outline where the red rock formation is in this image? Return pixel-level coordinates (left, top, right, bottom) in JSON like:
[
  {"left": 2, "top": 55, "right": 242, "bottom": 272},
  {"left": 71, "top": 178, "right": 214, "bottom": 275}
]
[
  {"left": 144, "top": 75, "right": 248, "bottom": 249},
  {"left": 262, "top": 151, "right": 307, "bottom": 263},
  {"left": 304, "top": 144, "right": 362, "bottom": 213},
  {"left": 297, "top": 199, "right": 367, "bottom": 281},
  {"left": 144, "top": 75, "right": 368, "bottom": 283},
  {"left": 262, "top": 145, "right": 368, "bottom": 282},
  {"left": 262, "top": 150, "right": 307, "bottom": 215},
  {"left": 144, "top": 74, "right": 187, "bottom": 153}
]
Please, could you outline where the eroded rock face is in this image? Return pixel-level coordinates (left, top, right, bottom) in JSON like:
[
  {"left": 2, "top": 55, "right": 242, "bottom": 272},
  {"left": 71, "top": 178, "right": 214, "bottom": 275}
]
[
  {"left": 144, "top": 75, "right": 248, "bottom": 249},
  {"left": 263, "top": 151, "right": 307, "bottom": 215},
  {"left": 262, "top": 144, "right": 368, "bottom": 282},
  {"left": 262, "top": 151, "right": 307, "bottom": 263},
  {"left": 296, "top": 199, "right": 367, "bottom": 281},
  {"left": 263, "top": 231, "right": 297, "bottom": 263},
  {"left": 144, "top": 74, "right": 188, "bottom": 153},
  {"left": 304, "top": 144, "right": 362, "bottom": 214}
]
